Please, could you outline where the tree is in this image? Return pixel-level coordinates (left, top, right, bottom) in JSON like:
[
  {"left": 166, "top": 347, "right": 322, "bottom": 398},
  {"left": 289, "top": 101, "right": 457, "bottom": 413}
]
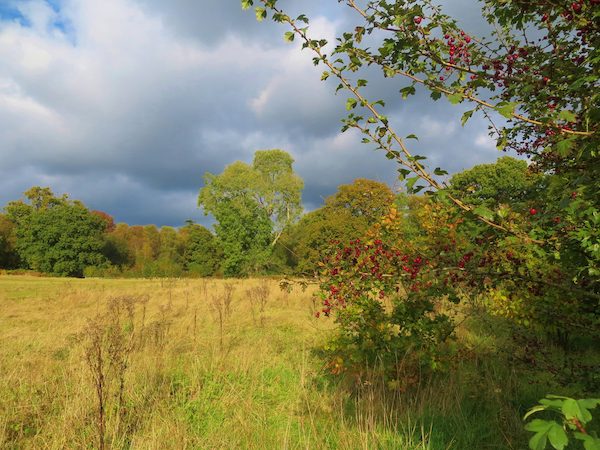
[
  {"left": 326, "top": 178, "right": 395, "bottom": 226},
  {"left": 199, "top": 149, "right": 303, "bottom": 245},
  {"left": 5, "top": 187, "right": 107, "bottom": 277},
  {"left": 252, "top": 150, "right": 304, "bottom": 244},
  {"left": 244, "top": 0, "right": 599, "bottom": 380},
  {"left": 244, "top": 0, "right": 599, "bottom": 280},
  {"left": 0, "top": 213, "right": 18, "bottom": 269},
  {"left": 288, "top": 179, "right": 395, "bottom": 274},
  {"left": 448, "top": 157, "right": 542, "bottom": 208},
  {"left": 91, "top": 210, "right": 116, "bottom": 232},
  {"left": 198, "top": 149, "right": 303, "bottom": 275},
  {"left": 180, "top": 222, "right": 223, "bottom": 276},
  {"left": 212, "top": 197, "right": 273, "bottom": 276},
  {"left": 288, "top": 207, "right": 361, "bottom": 274}
]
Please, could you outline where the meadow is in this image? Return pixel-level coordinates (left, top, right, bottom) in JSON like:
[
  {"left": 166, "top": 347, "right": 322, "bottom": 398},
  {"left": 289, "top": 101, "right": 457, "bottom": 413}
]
[{"left": 0, "top": 275, "right": 589, "bottom": 449}]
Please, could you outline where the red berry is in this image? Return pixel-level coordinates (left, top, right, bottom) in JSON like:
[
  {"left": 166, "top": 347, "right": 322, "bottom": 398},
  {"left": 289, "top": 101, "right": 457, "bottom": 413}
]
[
  {"left": 414, "top": 16, "right": 422, "bottom": 24},
  {"left": 529, "top": 208, "right": 538, "bottom": 216}
]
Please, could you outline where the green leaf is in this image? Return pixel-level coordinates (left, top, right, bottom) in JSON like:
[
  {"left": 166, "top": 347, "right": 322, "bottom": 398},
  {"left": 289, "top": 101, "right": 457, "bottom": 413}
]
[
  {"left": 578, "top": 399, "right": 600, "bottom": 409},
  {"left": 406, "top": 134, "right": 419, "bottom": 140},
  {"left": 447, "top": 93, "right": 463, "bottom": 105},
  {"left": 540, "top": 399, "right": 564, "bottom": 409},
  {"left": 406, "top": 176, "right": 419, "bottom": 192},
  {"left": 434, "top": 167, "right": 448, "bottom": 176},
  {"left": 241, "top": 0, "right": 253, "bottom": 10},
  {"left": 321, "top": 71, "right": 330, "bottom": 81},
  {"left": 529, "top": 431, "right": 548, "bottom": 450},
  {"left": 558, "top": 110, "right": 577, "bottom": 122},
  {"left": 574, "top": 433, "right": 600, "bottom": 450},
  {"left": 397, "top": 168, "right": 411, "bottom": 180},
  {"left": 562, "top": 399, "right": 583, "bottom": 421},
  {"left": 526, "top": 419, "right": 555, "bottom": 433},
  {"left": 556, "top": 138, "right": 576, "bottom": 157},
  {"left": 400, "top": 86, "right": 416, "bottom": 99},
  {"left": 473, "top": 205, "right": 495, "bottom": 221},
  {"left": 357, "top": 79, "right": 368, "bottom": 87},
  {"left": 547, "top": 423, "right": 568, "bottom": 450},
  {"left": 461, "top": 110, "right": 474, "bottom": 126},
  {"left": 496, "top": 133, "right": 508, "bottom": 151},
  {"left": 496, "top": 102, "right": 518, "bottom": 119},
  {"left": 431, "top": 91, "right": 442, "bottom": 101},
  {"left": 284, "top": 31, "right": 295, "bottom": 42},
  {"left": 346, "top": 98, "right": 358, "bottom": 110},
  {"left": 255, "top": 7, "right": 266, "bottom": 21}
]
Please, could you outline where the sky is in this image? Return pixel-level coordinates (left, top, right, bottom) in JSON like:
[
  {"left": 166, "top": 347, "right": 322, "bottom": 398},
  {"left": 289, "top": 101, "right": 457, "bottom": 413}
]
[{"left": 0, "top": 0, "right": 503, "bottom": 227}]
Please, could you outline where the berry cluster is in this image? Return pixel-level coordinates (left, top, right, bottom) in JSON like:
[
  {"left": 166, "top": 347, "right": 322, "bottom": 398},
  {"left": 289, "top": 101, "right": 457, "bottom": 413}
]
[{"left": 440, "top": 31, "right": 472, "bottom": 81}]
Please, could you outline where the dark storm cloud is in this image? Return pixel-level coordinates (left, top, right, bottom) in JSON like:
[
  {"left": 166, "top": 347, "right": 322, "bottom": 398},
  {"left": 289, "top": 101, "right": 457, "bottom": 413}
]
[{"left": 0, "top": 0, "right": 503, "bottom": 227}]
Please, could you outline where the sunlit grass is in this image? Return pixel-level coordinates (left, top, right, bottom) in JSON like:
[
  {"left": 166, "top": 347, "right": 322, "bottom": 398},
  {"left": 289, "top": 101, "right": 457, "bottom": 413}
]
[{"left": 0, "top": 275, "right": 555, "bottom": 448}]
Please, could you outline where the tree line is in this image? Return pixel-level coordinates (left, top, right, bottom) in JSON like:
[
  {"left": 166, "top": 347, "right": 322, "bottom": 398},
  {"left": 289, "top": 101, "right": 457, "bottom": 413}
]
[{"left": 0, "top": 152, "right": 543, "bottom": 280}]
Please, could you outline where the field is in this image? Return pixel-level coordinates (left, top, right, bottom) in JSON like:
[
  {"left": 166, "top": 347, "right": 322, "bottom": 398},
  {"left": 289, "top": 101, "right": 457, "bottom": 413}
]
[{"left": 0, "top": 275, "right": 587, "bottom": 449}]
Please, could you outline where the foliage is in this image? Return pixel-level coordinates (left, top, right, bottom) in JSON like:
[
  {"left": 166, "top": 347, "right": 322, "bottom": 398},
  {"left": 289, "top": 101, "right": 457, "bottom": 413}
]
[
  {"left": 524, "top": 395, "right": 600, "bottom": 450},
  {"left": 213, "top": 197, "right": 273, "bottom": 276},
  {"left": 5, "top": 187, "right": 107, "bottom": 277},
  {"left": 0, "top": 214, "right": 18, "bottom": 269},
  {"left": 325, "top": 178, "right": 395, "bottom": 227},
  {"left": 199, "top": 149, "right": 303, "bottom": 247},
  {"left": 180, "top": 222, "right": 222, "bottom": 277},
  {"left": 199, "top": 150, "right": 303, "bottom": 276},
  {"left": 448, "top": 156, "right": 542, "bottom": 207},
  {"left": 287, "top": 178, "right": 394, "bottom": 274},
  {"left": 243, "top": 0, "right": 600, "bottom": 381},
  {"left": 315, "top": 205, "right": 455, "bottom": 382}
]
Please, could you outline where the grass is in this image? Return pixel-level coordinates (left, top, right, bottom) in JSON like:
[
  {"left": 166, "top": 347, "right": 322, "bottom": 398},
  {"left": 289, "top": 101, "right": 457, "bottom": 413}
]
[{"left": 0, "top": 275, "right": 596, "bottom": 449}]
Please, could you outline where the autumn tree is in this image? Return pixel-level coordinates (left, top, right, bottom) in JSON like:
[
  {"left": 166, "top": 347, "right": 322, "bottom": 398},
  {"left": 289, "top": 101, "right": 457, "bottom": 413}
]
[
  {"left": 0, "top": 213, "right": 18, "bottom": 269},
  {"left": 244, "top": 0, "right": 599, "bottom": 388},
  {"left": 288, "top": 178, "right": 395, "bottom": 274}
]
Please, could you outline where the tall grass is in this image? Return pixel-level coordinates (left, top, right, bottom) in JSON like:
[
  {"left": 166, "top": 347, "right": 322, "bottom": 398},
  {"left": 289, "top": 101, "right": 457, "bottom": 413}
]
[{"left": 0, "top": 275, "right": 572, "bottom": 448}]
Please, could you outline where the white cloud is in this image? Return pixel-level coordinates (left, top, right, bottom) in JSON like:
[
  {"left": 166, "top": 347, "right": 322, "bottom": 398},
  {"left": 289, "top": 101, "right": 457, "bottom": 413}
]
[{"left": 0, "top": 0, "right": 502, "bottom": 225}]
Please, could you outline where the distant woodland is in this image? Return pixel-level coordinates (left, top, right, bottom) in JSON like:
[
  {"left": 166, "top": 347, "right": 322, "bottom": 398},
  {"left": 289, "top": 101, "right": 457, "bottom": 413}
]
[{"left": 1, "top": 153, "right": 545, "bottom": 279}]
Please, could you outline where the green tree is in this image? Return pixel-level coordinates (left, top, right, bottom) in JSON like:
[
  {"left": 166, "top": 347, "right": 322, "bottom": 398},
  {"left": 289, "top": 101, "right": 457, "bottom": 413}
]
[
  {"left": 5, "top": 187, "right": 107, "bottom": 277},
  {"left": 252, "top": 149, "right": 304, "bottom": 244},
  {"left": 180, "top": 222, "right": 223, "bottom": 276},
  {"left": 448, "top": 157, "right": 542, "bottom": 208},
  {"left": 212, "top": 197, "right": 272, "bottom": 276},
  {"left": 287, "top": 208, "right": 361, "bottom": 274},
  {"left": 198, "top": 149, "right": 303, "bottom": 275}
]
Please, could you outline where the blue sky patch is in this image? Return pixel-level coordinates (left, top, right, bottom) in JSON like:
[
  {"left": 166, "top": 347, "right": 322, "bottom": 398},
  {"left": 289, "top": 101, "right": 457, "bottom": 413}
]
[{"left": 0, "top": 3, "right": 31, "bottom": 27}]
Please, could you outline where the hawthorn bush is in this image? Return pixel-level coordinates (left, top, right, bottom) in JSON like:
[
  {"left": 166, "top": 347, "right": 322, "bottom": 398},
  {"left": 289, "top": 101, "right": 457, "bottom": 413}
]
[
  {"left": 316, "top": 210, "right": 455, "bottom": 383},
  {"left": 244, "top": 0, "right": 599, "bottom": 383}
]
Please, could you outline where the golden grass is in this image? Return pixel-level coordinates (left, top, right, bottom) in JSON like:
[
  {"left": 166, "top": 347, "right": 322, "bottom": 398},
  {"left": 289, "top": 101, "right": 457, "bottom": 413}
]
[{"left": 0, "top": 275, "right": 433, "bottom": 449}]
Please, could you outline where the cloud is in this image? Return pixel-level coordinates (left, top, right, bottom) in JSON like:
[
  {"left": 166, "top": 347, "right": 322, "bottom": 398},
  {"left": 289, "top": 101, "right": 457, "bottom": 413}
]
[{"left": 0, "top": 0, "right": 503, "bottom": 226}]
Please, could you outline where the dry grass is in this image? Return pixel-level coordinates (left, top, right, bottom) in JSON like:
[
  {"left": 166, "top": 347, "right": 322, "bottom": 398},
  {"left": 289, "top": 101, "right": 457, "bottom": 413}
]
[{"left": 0, "top": 275, "right": 438, "bottom": 449}]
